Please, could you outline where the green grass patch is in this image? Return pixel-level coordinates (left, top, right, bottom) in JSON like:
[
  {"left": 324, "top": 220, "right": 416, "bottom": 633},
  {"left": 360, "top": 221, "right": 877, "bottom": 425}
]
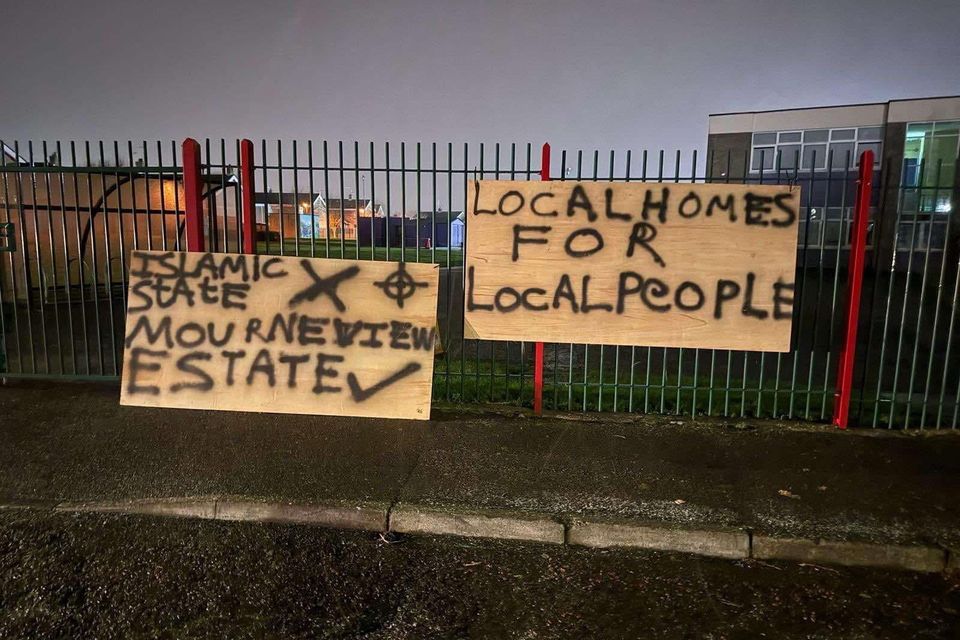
[{"left": 430, "top": 351, "right": 835, "bottom": 419}]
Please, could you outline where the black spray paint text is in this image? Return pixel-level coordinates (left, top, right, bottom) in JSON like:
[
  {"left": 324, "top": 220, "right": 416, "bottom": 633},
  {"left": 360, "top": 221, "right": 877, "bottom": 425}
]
[
  {"left": 123, "top": 251, "right": 436, "bottom": 402},
  {"left": 470, "top": 182, "right": 798, "bottom": 323}
]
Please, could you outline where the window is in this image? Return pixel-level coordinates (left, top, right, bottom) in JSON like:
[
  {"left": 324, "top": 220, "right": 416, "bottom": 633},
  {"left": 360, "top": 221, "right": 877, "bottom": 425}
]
[
  {"left": 751, "top": 146, "right": 774, "bottom": 171},
  {"left": 802, "top": 144, "right": 827, "bottom": 170},
  {"left": 902, "top": 120, "right": 959, "bottom": 215},
  {"left": 857, "top": 141, "right": 881, "bottom": 163},
  {"left": 830, "top": 142, "right": 855, "bottom": 169},
  {"left": 779, "top": 144, "right": 801, "bottom": 169},
  {"left": 851, "top": 127, "right": 882, "bottom": 168},
  {"left": 749, "top": 126, "right": 883, "bottom": 173}
]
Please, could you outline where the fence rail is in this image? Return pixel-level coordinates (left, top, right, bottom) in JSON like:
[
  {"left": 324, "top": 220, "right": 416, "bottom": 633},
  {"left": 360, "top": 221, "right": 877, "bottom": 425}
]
[{"left": 1, "top": 138, "right": 958, "bottom": 428}]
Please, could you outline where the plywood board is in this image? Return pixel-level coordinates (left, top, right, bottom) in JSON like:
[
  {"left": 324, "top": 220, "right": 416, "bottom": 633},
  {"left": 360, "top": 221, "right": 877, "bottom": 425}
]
[
  {"left": 120, "top": 251, "right": 439, "bottom": 420},
  {"left": 465, "top": 180, "right": 801, "bottom": 351}
]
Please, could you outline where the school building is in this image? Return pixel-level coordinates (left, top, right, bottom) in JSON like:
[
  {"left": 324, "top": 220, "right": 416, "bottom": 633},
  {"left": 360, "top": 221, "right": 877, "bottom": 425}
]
[{"left": 706, "top": 95, "right": 960, "bottom": 264}]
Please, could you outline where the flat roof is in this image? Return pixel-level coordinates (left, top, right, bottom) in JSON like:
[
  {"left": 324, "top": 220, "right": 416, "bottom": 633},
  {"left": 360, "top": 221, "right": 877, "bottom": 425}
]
[
  {"left": 709, "top": 95, "right": 960, "bottom": 118},
  {"left": 708, "top": 95, "right": 960, "bottom": 135}
]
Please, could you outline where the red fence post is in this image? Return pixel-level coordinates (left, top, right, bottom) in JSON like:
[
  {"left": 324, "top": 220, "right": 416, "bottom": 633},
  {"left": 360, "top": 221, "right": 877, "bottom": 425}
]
[
  {"left": 832, "top": 149, "right": 874, "bottom": 429},
  {"left": 533, "top": 142, "right": 551, "bottom": 416},
  {"left": 240, "top": 139, "right": 256, "bottom": 254},
  {"left": 182, "top": 138, "right": 204, "bottom": 252}
]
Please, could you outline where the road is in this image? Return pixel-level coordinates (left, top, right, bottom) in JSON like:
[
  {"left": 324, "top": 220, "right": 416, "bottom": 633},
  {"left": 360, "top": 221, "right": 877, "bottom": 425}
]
[{"left": 1, "top": 511, "right": 957, "bottom": 638}]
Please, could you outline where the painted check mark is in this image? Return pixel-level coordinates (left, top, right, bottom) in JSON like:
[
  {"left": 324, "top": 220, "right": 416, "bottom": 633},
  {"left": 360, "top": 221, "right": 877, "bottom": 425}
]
[{"left": 346, "top": 362, "right": 422, "bottom": 402}]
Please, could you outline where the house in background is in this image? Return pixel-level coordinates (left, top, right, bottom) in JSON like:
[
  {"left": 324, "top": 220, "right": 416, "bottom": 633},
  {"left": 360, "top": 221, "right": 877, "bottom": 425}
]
[
  {"left": 310, "top": 197, "right": 384, "bottom": 241},
  {"left": 253, "top": 192, "right": 311, "bottom": 241},
  {"left": 706, "top": 95, "right": 960, "bottom": 262},
  {"left": 253, "top": 193, "right": 384, "bottom": 242}
]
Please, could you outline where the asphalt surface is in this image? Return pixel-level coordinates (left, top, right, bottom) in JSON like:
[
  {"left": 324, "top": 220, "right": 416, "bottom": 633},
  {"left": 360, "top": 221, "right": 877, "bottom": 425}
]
[
  {"left": 1, "top": 510, "right": 958, "bottom": 639},
  {"left": 2, "top": 380, "right": 960, "bottom": 547}
]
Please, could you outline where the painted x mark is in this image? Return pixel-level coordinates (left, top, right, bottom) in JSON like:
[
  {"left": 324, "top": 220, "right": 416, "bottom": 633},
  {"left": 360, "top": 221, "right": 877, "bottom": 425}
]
[{"left": 288, "top": 261, "right": 360, "bottom": 311}]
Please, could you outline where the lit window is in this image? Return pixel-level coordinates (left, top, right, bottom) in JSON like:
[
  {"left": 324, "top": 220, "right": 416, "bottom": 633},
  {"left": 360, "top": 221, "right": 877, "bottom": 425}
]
[
  {"left": 901, "top": 120, "right": 959, "bottom": 215},
  {"left": 934, "top": 121, "right": 960, "bottom": 136}
]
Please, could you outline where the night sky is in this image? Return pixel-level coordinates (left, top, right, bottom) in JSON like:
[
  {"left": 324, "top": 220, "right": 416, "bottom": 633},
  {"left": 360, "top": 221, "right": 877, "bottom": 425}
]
[{"left": 3, "top": 0, "right": 959, "bottom": 153}]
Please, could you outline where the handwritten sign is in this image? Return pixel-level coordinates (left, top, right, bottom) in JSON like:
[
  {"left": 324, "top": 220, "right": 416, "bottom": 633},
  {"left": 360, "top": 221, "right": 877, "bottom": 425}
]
[
  {"left": 465, "top": 180, "right": 800, "bottom": 351},
  {"left": 120, "top": 251, "right": 439, "bottom": 420}
]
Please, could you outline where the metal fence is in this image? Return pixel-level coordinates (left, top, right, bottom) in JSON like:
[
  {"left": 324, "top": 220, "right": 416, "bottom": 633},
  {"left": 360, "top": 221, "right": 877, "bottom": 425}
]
[{"left": 1, "top": 139, "right": 958, "bottom": 428}]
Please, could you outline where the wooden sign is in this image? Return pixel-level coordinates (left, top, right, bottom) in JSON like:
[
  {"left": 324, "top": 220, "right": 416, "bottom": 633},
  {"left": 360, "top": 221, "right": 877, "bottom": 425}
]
[
  {"left": 120, "top": 251, "right": 439, "bottom": 420},
  {"left": 465, "top": 180, "right": 801, "bottom": 352}
]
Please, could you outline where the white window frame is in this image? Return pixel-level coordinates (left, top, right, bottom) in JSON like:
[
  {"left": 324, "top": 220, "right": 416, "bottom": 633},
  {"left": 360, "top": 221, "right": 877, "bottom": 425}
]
[
  {"left": 901, "top": 120, "right": 960, "bottom": 216},
  {"left": 903, "top": 120, "right": 960, "bottom": 173},
  {"left": 749, "top": 126, "right": 883, "bottom": 173}
]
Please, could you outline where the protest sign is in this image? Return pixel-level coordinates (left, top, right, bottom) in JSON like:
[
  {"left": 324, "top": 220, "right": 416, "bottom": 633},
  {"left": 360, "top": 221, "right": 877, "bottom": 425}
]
[
  {"left": 465, "top": 180, "right": 800, "bottom": 351},
  {"left": 120, "top": 251, "right": 439, "bottom": 420}
]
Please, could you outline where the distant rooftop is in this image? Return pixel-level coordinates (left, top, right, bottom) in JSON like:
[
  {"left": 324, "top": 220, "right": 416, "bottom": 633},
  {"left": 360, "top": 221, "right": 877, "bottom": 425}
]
[{"left": 254, "top": 192, "right": 306, "bottom": 206}]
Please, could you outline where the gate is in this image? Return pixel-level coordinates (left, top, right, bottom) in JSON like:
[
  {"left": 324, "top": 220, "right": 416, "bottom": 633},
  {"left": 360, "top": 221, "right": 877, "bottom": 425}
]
[{"left": 2, "top": 138, "right": 958, "bottom": 428}]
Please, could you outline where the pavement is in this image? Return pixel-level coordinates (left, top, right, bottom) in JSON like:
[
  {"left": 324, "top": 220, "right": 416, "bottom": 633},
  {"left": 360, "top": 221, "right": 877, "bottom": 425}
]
[
  {"left": 3, "top": 510, "right": 958, "bottom": 638},
  {"left": 2, "top": 379, "right": 960, "bottom": 572}
]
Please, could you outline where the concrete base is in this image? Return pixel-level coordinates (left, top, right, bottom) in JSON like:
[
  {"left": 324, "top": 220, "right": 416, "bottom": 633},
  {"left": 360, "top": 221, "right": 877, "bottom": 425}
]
[
  {"left": 568, "top": 520, "right": 749, "bottom": 559},
  {"left": 58, "top": 498, "right": 218, "bottom": 520},
  {"left": 2, "top": 499, "right": 952, "bottom": 573},
  {"left": 57, "top": 498, "right": 388, "bottom": 532},
  {"left": 752, "top": 535, "right": 946, "bottom": 573},
  {"left": 215, "top": 499, "right": 388, "bottom": 532},
  {"left": 391, "top": 505, "right": 564, "bottom": 544}
]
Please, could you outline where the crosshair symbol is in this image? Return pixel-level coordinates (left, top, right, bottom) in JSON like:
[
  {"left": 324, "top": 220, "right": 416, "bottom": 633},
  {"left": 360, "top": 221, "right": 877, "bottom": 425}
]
[{"left": 374, "top": 262, "right": 428, "bottom": 309}]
